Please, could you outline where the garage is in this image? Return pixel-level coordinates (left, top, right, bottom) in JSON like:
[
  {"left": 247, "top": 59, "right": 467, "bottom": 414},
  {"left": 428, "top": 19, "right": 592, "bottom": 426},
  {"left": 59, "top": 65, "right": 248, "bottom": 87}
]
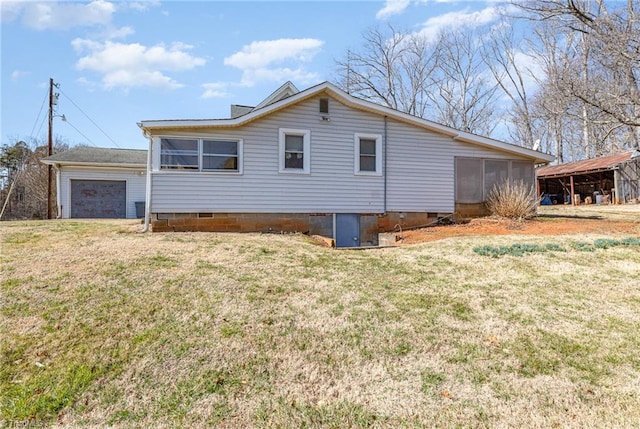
[
  {"left": 41, "top": 147, "right": 147, "bottom": 219},
  {"left": 70, "top": 180, "right": 127, "bottom": 218}
]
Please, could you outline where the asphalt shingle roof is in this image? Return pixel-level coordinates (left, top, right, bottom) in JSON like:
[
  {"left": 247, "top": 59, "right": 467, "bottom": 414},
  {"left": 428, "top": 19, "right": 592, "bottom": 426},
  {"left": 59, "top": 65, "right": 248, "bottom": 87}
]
[{"left": 42, "top": 146, "right": 147, "bottom": 166}]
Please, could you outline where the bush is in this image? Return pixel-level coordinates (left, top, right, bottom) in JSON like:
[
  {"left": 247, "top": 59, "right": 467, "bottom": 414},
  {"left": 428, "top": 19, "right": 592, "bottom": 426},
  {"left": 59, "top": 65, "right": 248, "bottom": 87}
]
[{"left": 486, "top": 179, "right": 537, "bottom": 220}]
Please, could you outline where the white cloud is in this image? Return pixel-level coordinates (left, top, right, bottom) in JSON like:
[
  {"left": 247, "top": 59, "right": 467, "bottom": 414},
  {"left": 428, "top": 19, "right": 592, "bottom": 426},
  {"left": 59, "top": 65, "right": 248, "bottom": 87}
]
[
  {"left": 0, "top": 2, "right": 25, "bottom": 23},
  {"left": 72, "top": 39, "right": 206, "bottom": 90},
  {"left": 102, "top": 70, "right": 183, "bottom": 90},
  {"left": 201, "top": 82, "right": 230, "bottom": 99},
  {"left": 11, "top": 70, "right": 29, "bottom": 81},
  {"left": 246, "top": 68, "right": 320, "bottom": 87},
  {"left": 2, "top": 0, "right": 158, "bottom": 30},
  {"left": 224, "top": 38, "right": 324, "bottom": 87},
  {"left": 120, "top": 1, "right": 161, "bottom": 12},
  {"left": 417, "top": 6, "right": 503, "bottom": 41},
  {"left": 102, "top": 26, "right": 135, "bottom": 40},
  {"left": 376, "top": 0, "right": 411, "bottom": 19},
  {"left": 16, "top": 0, "right": 116, "bottom": 31},
  {"left": 225, "top": 38, "right": 323, "bottom": 69},
  {"left": 76, "top": 76, "right": 98, "bottom": 89}
]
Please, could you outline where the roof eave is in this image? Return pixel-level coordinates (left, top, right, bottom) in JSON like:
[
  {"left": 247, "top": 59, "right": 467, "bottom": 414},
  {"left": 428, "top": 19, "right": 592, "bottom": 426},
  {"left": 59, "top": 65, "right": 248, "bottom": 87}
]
[
  {"left": 40, "top": 160, "right": 145, "bottom": 168},
  {"left": 453, "top": 135, "right": 554, "bottom": 164},
  {"left": 139, "top": 81, "right": 554, "bottom": 163}
]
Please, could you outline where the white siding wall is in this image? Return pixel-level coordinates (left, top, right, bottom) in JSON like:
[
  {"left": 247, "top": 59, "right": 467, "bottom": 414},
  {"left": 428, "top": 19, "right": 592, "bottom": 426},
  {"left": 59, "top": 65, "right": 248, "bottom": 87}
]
[
  {"left": 150, "top": 96, "right": 529, "bottom": 214},
  {"left": 59, "top": 166, "right": 147, "bottom": 219}
]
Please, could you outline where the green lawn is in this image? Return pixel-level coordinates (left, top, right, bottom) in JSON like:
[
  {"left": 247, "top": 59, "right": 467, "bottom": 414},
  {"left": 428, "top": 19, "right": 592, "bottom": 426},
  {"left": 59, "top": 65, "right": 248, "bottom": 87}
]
[{"left": 1, "top": 220, "right": 639, "bottom": 428}]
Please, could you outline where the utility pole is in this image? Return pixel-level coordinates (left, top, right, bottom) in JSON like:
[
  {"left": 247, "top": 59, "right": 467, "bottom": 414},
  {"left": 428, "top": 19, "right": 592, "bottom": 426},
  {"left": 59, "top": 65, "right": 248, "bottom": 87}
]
[{"left": 47, "top": 78, "right": 53, "bottom": 219}]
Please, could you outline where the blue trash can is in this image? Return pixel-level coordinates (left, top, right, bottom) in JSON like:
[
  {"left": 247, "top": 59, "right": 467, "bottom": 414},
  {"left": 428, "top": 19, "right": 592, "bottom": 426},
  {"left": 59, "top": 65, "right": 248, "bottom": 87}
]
[{"left": 135, "top": 201, "right": 145, "bottom": 218}]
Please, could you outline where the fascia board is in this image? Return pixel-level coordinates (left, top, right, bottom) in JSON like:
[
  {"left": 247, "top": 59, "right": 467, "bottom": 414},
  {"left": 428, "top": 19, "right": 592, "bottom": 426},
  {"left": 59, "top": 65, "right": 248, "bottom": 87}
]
[
  {"left": 40, "top": 160, "right": 145, "bottom": 168},
  {"left": 139, "top": 81, "right": 554, "bottom": 163},
  {"left": 452, "top": 134, "right": 555, "bottom": 163}
]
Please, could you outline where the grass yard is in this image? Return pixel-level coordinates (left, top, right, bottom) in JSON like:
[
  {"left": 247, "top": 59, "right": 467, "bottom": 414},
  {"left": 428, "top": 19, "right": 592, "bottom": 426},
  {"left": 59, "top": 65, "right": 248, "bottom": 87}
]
[{"left": 1, "top": 219, "right": 639, "bottom": 428}]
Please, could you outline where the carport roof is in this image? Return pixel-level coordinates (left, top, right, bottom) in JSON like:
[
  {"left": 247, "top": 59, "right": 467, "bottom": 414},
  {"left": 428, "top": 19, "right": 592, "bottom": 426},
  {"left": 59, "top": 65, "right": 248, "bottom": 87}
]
[
  {"left": 41, "top": 147, "right": 147, "bottom": 167},
  {"left": 536, "top": 151, "right": 636, "bottom": 179}
]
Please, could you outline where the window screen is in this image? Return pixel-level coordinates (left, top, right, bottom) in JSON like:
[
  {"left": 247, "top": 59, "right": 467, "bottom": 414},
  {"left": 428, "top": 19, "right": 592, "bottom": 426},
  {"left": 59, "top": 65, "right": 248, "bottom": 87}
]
[
  {"left": 511, "top": 161, "right": 534, "bottom": 188},
  {"left": 455, "top": 158, "right": 483, "bottom": 203}
]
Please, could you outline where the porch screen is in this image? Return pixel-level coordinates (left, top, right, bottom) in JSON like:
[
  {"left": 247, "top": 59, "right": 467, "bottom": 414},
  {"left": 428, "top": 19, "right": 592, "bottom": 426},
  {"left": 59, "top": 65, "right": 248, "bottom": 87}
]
[
  {"left": 511, "top": 161, "right": 535, "bottom": 189},
  {"left": 484, "top": 160, "right": 509, "bottom": 199},
  {"left": 455, "top": 158, "right": 483, "bottom": 203}
]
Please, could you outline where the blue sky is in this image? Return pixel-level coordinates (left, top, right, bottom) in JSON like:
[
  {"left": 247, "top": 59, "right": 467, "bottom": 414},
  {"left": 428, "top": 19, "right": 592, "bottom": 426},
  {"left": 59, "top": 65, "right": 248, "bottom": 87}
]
[{"left": 1, "top": 1, "right": 510, "bottom": 151}]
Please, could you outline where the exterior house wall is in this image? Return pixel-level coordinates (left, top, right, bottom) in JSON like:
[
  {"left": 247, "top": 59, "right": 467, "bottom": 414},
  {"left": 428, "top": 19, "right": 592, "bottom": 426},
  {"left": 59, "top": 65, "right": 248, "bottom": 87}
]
[
  {"left": 384, "top": 119, "right": 528, "bottom": 213},
  {"left": 150, "top": 96, "right": 384, "bottom": 214},
  {"left": 59, "top": 166, "right": 147, "bottom": 219},
  {"left": 149, "top": 95, "right": 530, "bottom": 216}
]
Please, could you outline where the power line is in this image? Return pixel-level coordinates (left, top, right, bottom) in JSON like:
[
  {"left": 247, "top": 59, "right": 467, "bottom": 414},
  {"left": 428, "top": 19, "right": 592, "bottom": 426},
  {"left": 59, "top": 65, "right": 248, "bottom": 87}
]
[
  {"left": 35, "top": 113, "right": 48, "bottom": 142},
  {"left": 58, "top": 88, "right": 121, "bottom": 148},
  {"left": 61, "top": 117, "right": 97, "bottom": 147},
  {"left": 29, "top": 88, "right": 49, "bottom": 146}
]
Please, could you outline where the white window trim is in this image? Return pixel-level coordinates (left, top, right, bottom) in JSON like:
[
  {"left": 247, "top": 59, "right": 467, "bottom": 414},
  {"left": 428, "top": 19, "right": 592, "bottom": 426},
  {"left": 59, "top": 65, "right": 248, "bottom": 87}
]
[
  {"left": 279, "top": 128, "right": 310, "bottom": 174},
  {"left": 354, "top": 133, "right": 382, "bottom": 176},
  {"left": 158, "top": 136, "right": 243, "bottom": 175}
]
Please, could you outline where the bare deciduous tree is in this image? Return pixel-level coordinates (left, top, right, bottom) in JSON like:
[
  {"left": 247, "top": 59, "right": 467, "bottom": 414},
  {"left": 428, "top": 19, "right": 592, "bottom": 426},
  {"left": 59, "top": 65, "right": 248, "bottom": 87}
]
[
  {"left": 337, "top": 2, "right": 639, "bottom": 161},
  {"left": 515, "top": 0, "right": 640, "bottom": 149},
  {"left": 0, "top": 138, "right": 70, "bottom": 220},
  {"left": 336, "top": 26, "right": 501, "bottom": 137},
  {"left": 429, "top": 29, "right": 501, "bottom": 136},
  {"left": 482, "top": 23, "right": 538, "bottom": 148},
  {"left": 335, "top": 25, "right": 438, "bottom": 118}
]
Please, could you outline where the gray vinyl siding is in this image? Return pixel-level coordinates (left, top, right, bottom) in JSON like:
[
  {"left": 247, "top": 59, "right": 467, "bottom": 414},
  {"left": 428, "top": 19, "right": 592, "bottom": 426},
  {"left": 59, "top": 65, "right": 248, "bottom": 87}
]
[
  {"left": 149, "top": 96, "right": 530, "bottom": 214},
  {"left": 385, "top": 118, "right": 528, "bottom": 212},
  {"left": 150, "top": 96, "right": 385, "bottom": 213},
  {"left": 59, "top": 166, "right": 147, "bottom": 219}
]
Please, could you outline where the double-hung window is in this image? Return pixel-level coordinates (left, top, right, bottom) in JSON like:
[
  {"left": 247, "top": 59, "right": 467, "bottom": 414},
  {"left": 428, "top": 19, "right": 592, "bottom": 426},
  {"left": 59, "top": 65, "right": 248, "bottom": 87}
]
[
  {"left": 354, "top": 133, "right": 382, "bottom": 175},
  {"left": 279, "top": 128, "right": 310, "bottom": 174},
  {"left": 160, "top": 138, "right": 242, "bottom": 173}
]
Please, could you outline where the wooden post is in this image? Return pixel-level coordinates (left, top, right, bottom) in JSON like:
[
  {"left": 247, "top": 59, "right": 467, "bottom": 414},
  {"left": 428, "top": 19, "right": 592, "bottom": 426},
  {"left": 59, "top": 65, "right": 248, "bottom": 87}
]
[
  {"left": 47, "top": 78, "right": 53, "bottom": 219},
  {"left": 570, "top": 175, "right": 575, "bottom": 205},
  {"left": 613, "top": 169, "right": 620, "bottom": 204}
]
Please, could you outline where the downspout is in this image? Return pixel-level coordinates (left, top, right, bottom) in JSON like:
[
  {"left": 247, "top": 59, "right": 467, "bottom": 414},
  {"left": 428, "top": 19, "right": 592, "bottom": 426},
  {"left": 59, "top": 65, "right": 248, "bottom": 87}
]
[
  {"left": 139, "top": 131, "right": 153, "bottom": 233},
  {"left": 383, "top": 115, "right": 388, "bottom": 215},
  {"left": 55, "top": 164, "right": 62, "bottom": 218}
]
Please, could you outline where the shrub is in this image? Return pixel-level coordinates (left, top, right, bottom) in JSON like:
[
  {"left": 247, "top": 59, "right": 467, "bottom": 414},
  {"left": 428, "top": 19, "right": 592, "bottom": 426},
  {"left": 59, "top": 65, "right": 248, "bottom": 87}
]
[{"left": 486, "top": 179, "right": 538, "bottom": 220}]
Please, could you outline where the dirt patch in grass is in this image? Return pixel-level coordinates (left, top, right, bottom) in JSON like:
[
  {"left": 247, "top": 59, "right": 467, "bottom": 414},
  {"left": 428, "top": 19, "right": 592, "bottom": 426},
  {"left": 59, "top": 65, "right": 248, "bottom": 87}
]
[{"left": 399, "top": 217, "right": 639, "bottom": 245}]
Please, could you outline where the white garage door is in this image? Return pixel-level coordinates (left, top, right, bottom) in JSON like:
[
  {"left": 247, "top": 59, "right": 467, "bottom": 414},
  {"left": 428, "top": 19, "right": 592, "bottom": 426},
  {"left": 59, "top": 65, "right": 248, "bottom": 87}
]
[{"left": 70, "top": 180, "right": 126, "bottom": 218}]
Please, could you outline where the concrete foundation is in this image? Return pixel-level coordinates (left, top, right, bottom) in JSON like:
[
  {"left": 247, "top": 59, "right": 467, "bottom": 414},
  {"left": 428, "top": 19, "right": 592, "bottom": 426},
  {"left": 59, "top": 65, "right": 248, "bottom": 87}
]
[
  {"left": 151, "top": 211, "right": 445, "bottom": 245},
  {"left": 455, "top": 202, "right": 489, "bottom": 218}
]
